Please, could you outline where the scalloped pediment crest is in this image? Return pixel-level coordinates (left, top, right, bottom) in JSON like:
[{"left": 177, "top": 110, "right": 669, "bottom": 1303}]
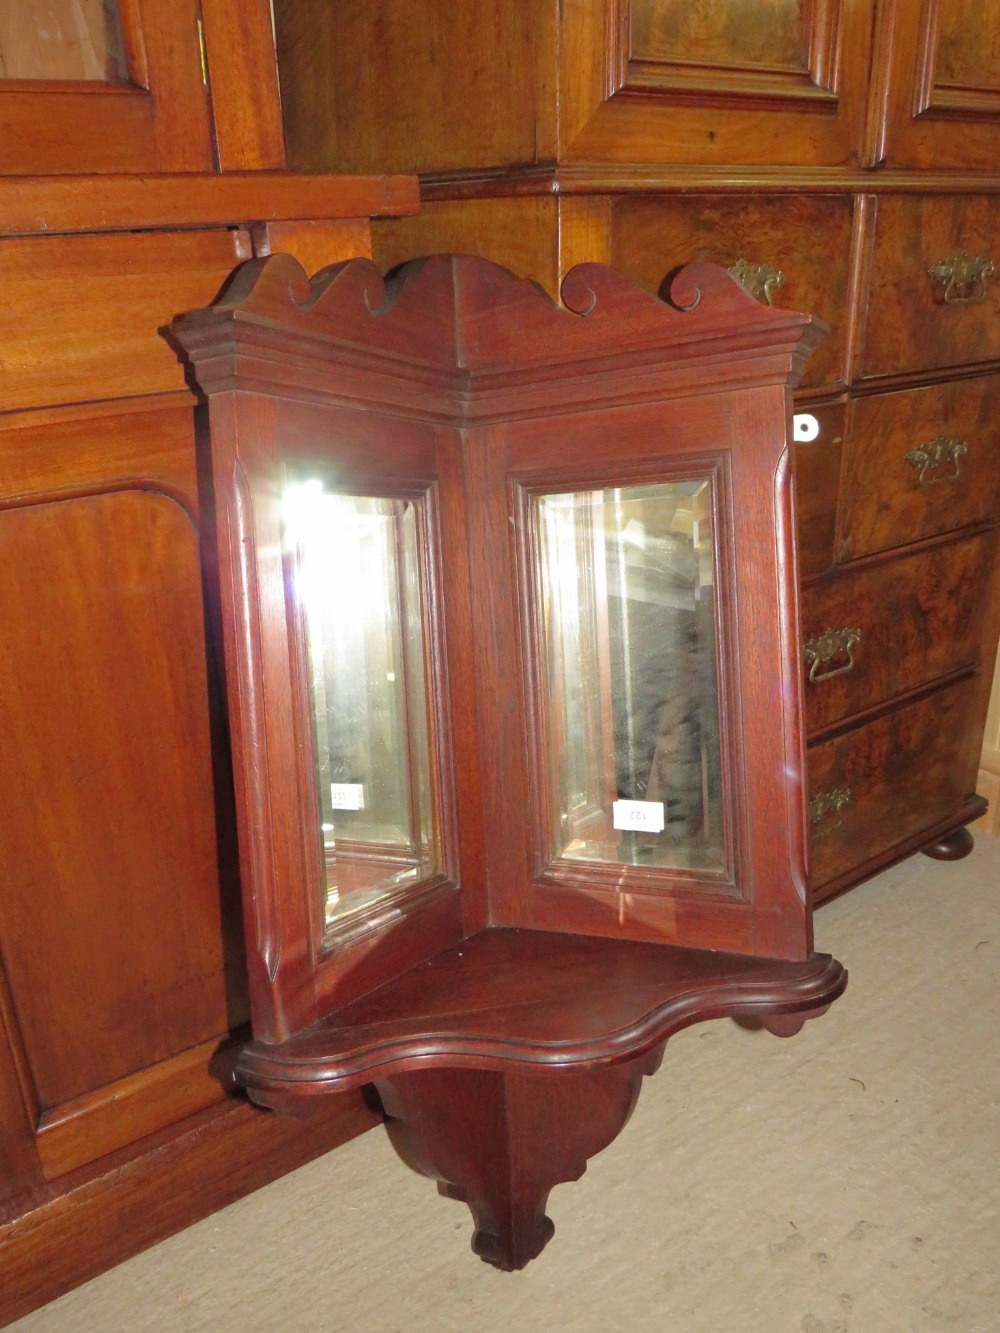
[{"left": 177, "top": 252, "right": 825, "bottom": 378}]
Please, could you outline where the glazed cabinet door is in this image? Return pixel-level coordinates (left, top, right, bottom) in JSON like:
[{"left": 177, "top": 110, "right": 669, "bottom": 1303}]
[
  {"left": 868, "top": 0, "right": 1000, "bottom": 169},
  {"left": 0, "top": 0, "right": 213, "bottom": 173},
  {"left": 563, "top": 0, "right": 875, "bottom": 169}
]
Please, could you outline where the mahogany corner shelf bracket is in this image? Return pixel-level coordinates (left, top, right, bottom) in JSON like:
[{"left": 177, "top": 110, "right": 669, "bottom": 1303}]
[{"left": 174, "top": 253, "right": 846, "bottom": 1270}]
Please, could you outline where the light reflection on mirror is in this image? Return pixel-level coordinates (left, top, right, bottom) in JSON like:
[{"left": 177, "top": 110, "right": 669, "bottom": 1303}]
[
  {"left": 535, "top": 480, "right": 724, "bottom": 873},
  {"left": 282, "top": 483, "right": 439, "bottom": 935}
]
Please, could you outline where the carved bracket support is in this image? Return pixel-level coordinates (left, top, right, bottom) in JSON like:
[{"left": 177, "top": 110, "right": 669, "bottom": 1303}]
[
  {"left": 375, "top": 1057, "right": 655, "bottom": 1270},
  {"left": 236, "top": 931, "right": 846, "bottom": 1270}
]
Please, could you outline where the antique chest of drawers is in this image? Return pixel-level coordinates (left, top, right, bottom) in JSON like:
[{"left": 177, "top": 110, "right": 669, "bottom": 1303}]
[{"left": 271, "top": 0, "right": 1000, "bottom": 902}]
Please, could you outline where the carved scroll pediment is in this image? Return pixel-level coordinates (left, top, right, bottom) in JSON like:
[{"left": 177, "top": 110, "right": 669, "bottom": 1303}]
[{"left": 176, "top": 252, "right": 826, "bottom": 404}]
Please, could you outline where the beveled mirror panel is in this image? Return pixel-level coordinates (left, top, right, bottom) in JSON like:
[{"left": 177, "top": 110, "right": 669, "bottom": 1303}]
[
  {"left": 282, "top": 484, "right": 440, "bottom": 938},
  {"left": 534, "top": 480, "right": 724, "bottom": 874}
]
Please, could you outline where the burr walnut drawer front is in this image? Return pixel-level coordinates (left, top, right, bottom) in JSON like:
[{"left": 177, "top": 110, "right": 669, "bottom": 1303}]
[
  {"left": 794, "top": 398, "right": 847, "bottom": 581},
  {"left": 801, "top": 531, "right": 995, "bottom": 735},
  {"left": 862, "top": 195, "right": 1000, "bottom": 379},
  {"left": 608, "top": 194, "right": 853, "bottom": 390},
  {"left": 807, "top": 676, "right": 980, "bottom": 894},
  {"left": 837, "top": 375, "right": 1000, "bottom": 562}
]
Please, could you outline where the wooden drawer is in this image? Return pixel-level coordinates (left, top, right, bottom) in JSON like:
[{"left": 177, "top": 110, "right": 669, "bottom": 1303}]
[
  {"left": 801, "top": 532, "right": 994, "bottom": 734},
  {"left": 807, "top": 676, "right": 980, "bottom": 892},
  {"left": 794, "top": 398, "right": 846, "bottom": 580},
  {"left": 838, "top": 375, "right": 1000, "bottom": 561},
  {"left": 861, "top": 195, "right": 1000, "bottom": 379},
  {"left": 609, "top": 194, "right": 854, "bottom": 389}
]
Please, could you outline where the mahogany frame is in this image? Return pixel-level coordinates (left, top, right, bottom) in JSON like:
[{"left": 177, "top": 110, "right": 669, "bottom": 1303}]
[{"left": 174, "top": 254, "right": 845, "bottom": 1270}]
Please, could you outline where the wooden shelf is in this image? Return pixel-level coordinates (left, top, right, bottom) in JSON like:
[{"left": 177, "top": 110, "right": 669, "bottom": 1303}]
[
  {"left": 237, "top": 929, "right": 847, "bottom": 1095},
  {"left": 238, "top": 929, "right": 845, "bottom": 1271}
]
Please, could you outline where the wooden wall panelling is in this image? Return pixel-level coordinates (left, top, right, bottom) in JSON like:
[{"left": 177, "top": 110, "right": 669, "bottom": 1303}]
[
  {"left": 556, "top": 196, "right": 615, "bottom": 274},
  {"left": 0, "top": 174, "right": 418, "bottom": 241},
  {"left": 0, "top": 397, "right": 201, "bottom": 510},
  {"left": 867, "top": 0, "right": 1000, "bottom": 170},
  {"left": 273, "top": 1, "right": 876, "bottom": 175},
  {"left": 34, "top": 1037, "right": 238, "bottom": 1181}
]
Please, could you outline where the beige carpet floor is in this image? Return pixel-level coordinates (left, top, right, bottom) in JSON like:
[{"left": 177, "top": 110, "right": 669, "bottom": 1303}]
[{"left": 13, "top": 833, "right": 1000, "bottom": 1332}]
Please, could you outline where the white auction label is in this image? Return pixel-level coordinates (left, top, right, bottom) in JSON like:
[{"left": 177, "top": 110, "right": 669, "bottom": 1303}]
[
  {"left": 330, "top": 782, "right": 365, "bottom": 811},
  {"left": 612, "top": 799, "right": 665, "bottom": 833}
]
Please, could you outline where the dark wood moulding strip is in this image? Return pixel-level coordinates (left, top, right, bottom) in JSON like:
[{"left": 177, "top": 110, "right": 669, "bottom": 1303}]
[{"left": 418, "top": 163, "right": 1000, "bottom": 199}]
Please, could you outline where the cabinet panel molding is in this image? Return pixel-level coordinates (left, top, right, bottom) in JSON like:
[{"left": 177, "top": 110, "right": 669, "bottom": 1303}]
[
  {"left": 35, "top": 1037, "right": 235, "bottom": 1179},
  {"left": 867, "top": 0, "right": 1000, "bottom": 169},
  {"left": 620, "top": 0, "right": 841, "bottom": 106}
]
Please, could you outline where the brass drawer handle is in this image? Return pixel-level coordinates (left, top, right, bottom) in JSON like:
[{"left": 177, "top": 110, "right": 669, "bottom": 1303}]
[
  {"left": 803, "top": 627, "right": 862, "bottom": 683},
  {"left": 904, "top": 435, "right": 968, "bottom": 485},
  {"left": 728, "top": 259, "right": 784, "bottom": 306},
  {"left": 809, "top": 788, "right": 852, "bottom": 836},
  {"left": 928, "top": 251, "right": 996, "bottom": 304}
]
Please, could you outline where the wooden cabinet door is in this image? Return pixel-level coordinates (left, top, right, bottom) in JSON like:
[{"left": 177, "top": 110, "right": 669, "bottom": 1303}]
[
  {"left": 562, "top": 0, "right": 875, "bottom": 169},
  {"left": 0, "top": 0, "right": 213, "bottom": 173},
  {"left": 0, "top": 449, "right": 243, "bottom": 1182},
  {"left": 868, "top": 0, "right": 1000, "bottom": 168}
]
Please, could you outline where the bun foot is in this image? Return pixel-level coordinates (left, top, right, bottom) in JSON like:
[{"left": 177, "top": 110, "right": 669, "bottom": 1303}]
[
  {"left": 761, "top": 1002, "right": 832, "bottom": 1038},
  {"left": 922, "top": 826, "right": 975, "bottom": 862}
]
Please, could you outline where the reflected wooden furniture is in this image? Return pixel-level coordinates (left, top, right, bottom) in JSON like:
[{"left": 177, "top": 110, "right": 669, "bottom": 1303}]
[
  {"left": 174, "top": 253, "right": 845, "bottom": 1269},
  {"left": 0, "top": 5, "right": 418, "bottom": 1323},
  {"left": 272, "top": 0, "right": 1000, "bottom": 902}
]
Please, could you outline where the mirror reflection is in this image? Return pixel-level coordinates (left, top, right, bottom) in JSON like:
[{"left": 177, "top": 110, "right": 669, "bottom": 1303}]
[
  {"left": 283, "top": 484, "right": 439, "bottom": 934},
  {"left": 536, "top": 481, "right": 724, "bottom": 872}
]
